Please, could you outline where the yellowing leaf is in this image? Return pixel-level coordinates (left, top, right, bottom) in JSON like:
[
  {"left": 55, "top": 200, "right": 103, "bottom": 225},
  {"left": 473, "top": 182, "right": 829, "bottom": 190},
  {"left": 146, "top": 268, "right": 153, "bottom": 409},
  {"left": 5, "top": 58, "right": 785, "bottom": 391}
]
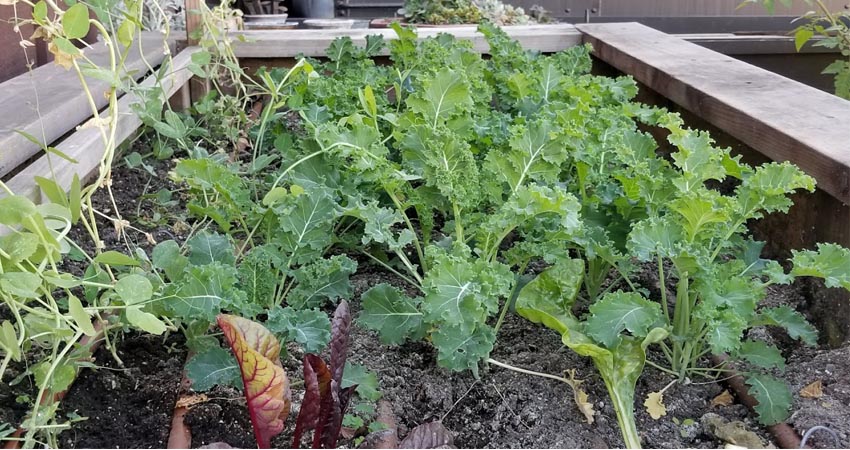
[
  {"left": 563, "top": 369, "right": 595, "bottom": 424},
  {"left": 218, "top": 314, "right": 291, "bottom": 449},
  {"left": 644, "top": 391, "right": 667, "bottom": 420},
  {"left": 800, "top": 380, "right": 823, "bottom": 399},
  {"left": 711, "top": 390, "right": 734, "bottom": 407}
]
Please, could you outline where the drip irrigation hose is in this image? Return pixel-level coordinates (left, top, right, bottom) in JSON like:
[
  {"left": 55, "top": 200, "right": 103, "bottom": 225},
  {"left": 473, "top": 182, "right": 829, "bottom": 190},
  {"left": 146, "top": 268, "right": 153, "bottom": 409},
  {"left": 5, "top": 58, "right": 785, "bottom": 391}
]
[
  {"left": 799, "top": 426, "right": 840, "bottom": 449},
  {"left": 710, "top": 354, "right": 803, "bottom": 449}
]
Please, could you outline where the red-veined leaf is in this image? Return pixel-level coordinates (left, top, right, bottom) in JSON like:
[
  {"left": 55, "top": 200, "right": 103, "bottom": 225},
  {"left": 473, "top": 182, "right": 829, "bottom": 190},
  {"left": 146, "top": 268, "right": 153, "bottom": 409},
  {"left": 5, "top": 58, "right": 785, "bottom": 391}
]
[
  {"left": 330, "top": 300, "right": 352, "bottom": 385},
  {"left": 217, "top": 314, "right": 291, "bottom": 449},
  {"left": 292, "top": 354, "right": 331, "bottom": 448}
]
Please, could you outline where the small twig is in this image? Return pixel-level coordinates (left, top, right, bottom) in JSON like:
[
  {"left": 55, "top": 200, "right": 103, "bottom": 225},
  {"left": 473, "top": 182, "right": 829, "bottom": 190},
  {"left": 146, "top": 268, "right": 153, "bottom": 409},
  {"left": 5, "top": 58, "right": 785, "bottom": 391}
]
[
  {"left": 440, "top": 380, "right": 479, "bottom": 422},
  {"left": 490, "top": 383, "right": 531, "bottom": 430}
]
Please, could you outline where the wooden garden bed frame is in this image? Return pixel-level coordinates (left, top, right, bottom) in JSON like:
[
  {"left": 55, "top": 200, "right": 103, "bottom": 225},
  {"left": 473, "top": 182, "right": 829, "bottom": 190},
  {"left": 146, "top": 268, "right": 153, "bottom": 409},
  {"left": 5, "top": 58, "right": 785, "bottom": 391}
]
[{"left": 1, "top": 22, "right": 848, "bottom": 340}]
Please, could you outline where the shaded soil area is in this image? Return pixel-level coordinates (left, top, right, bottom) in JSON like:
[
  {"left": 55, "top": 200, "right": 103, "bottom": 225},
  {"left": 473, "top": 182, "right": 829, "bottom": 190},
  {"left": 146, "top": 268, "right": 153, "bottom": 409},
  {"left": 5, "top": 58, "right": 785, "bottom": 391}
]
[{"left": 57, "top": 333, "right": 187, "bottom": 448}]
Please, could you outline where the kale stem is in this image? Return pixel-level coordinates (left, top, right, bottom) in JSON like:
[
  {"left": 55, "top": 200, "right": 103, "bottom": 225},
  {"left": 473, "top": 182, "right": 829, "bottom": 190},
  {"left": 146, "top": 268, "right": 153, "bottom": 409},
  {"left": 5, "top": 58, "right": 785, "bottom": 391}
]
[
  {"left": 486, "top": 358, "right": 570, "bottom": 384},
  {"left": 359, "top": 251, "right": 423, "bottom": 291},
  {"left": 657, "top": 255, "right": 670, "bottom": 323},
  {"left": 645, "top": 360, "right": 678, "bottom": 377},
  {"left": 493, "top": 261, "right": 529, "bottom": 337},
  {"left": 387, "top": 188, "right": 426, "bottom": 273},
  {"left": 452, "top": 202, "right": 464, "bottom": 244}
]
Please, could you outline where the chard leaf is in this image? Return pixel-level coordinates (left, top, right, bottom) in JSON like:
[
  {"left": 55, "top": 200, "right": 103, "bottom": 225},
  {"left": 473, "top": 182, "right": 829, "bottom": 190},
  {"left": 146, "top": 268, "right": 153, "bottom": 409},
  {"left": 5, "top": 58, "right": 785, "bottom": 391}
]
[
  {"left": 585, "top": 291, "right": 662, "bottom": 348},
  {"left": 292, "top": 354, "right": 331, "bottom": 447},
  {"left": 753, "top": 306, "right": 818, "bottom": 346},
  {"left": 287, "top": 255, "right": 357, "bottom": 309},
  {"left": 359, "top": 283, "right": 425, "bottom": 345},
  {"left": 735, "top": 340, "right": 785, "bottom": 371},
  {"left": 515, "top": 258, "right": 585, "bottom": 335},
  {"left": 266, "top": 306, "right": 331, "bottom": 354},
  {"left": 745, "top": 373, "right": 792, "bottom": 425},
  {"left": 185, "top": 345, "right": 240, "bottom": 392},
  {"left": 218, "top": 315, "right": 291, "bottom": 449}
]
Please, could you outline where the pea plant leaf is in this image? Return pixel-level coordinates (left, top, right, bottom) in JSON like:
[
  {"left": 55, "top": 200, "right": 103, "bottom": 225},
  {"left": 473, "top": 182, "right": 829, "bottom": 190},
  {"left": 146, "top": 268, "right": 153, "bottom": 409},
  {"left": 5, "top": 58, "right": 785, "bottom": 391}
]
[{"left": 218, "top": 314, "right": 291, "bottom": 449}]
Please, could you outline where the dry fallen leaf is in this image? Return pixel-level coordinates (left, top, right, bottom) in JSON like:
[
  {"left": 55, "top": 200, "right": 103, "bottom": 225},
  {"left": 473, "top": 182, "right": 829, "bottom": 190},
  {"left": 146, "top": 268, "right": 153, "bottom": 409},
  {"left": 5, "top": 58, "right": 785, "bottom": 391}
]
[
  {"left": 800, "top": 380, "right": 823, "bottom": 399},
  {"left": 175, "top": 393, "right": 209, "bottom": 409},
  {"left": 563, "top": 369, "right": 595, "bottom": 424},
  {"left": 644, "top": 391, "right": 667, "bottom": 420},
  {"left": 711, "top": 390, "right": 734, "bottom": 407}
]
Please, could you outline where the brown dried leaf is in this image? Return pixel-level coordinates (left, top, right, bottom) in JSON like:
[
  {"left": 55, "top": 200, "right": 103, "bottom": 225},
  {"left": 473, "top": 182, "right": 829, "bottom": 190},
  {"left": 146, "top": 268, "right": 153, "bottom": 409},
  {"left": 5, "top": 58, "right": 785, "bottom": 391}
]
[
  {"left": 175, "top": 393, "right": 209, "bottom": 409},
  {"left": 711, "top": 390, "right": 734, "bottom": 407},
  {"left": 800, "top": 380, "right": 823, "bottom": 399},
  {"left": 644, "top": 392, "right": 667, "bottom": 420},
  {"left": 399, "top": 422, "right": 454, "bottom": 449},
  {"left": 563, "top": 369, "right": 595, "bottom": 424}
]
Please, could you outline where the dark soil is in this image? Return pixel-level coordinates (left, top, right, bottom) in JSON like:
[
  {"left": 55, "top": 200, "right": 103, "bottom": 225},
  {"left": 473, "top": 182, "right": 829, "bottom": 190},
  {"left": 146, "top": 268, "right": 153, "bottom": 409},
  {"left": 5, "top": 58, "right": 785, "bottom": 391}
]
[{"left": 57, "top": 332, "right": 187, "bottom": 449}]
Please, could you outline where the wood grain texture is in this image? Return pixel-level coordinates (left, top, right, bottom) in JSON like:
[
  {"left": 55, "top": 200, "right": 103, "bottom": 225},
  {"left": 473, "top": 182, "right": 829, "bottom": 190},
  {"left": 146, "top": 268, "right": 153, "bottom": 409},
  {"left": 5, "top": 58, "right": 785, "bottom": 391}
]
[
  {"left": 4, "top": 48, "right": 199, "bottom": 203},
  {"left": 185, "top": 0, "right": 203, "bottom": 45},
  {"left": 229, "top": 24, "right": 582, "bottom": 58},
  {"left": 577, "top": 22, "right": 850, "bottom": 205},
  {"left": 0, "top": 32, "right": 171, "bottom": 178}
]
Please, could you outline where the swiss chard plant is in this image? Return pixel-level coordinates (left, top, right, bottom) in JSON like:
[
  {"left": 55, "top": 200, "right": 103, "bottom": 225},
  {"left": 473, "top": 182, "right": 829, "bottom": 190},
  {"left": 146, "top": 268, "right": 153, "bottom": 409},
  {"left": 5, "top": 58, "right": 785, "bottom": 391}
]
[
  {"left": 218, "top": 314, "right": 292, "bottom": 449},
  {"left": 292, "top": 300, "right": 357, "bottom": 449}
]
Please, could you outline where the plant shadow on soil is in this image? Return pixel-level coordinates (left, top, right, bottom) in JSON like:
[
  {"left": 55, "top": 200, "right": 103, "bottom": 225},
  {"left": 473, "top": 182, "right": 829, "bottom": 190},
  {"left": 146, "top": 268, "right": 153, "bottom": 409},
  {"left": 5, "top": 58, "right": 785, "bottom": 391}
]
[{"left": 8, "top": 155, "right": 850, "bottom": 449}]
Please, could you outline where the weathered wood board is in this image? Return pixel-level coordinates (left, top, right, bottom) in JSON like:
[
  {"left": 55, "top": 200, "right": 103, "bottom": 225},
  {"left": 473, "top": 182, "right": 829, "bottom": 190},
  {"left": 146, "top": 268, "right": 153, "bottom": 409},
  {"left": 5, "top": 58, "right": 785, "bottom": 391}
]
[
  {"left": 4, "top": 48, "right": 198, "bottom": 202},
  {"left": 229, "top": 24, "right": 582, "bottom": 58},
  {"left": 0, "top": 32, "right": 172, "bottom": 178},
  {"left": 577, "top": 22, "right": 850, "bottom": 206}
]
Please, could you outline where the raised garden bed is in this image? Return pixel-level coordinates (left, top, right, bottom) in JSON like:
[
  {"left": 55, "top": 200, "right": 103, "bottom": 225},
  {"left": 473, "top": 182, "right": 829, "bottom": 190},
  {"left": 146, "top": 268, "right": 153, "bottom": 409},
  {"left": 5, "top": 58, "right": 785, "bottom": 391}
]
[{"left": 2, "top": 14, "right": 850, "bottom": 450}]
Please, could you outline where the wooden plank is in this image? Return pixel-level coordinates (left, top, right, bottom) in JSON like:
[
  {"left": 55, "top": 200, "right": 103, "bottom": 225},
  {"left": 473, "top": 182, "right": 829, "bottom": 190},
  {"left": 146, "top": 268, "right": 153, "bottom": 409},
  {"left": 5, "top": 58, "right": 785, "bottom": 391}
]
[
  {"left": 679, "top": 33, "right": 838, "bottom": 55},
  {"left": 229, "top": 24, "right": 582, "bottom": 58},
  {"left": 185, "top": 0, "right": 203, "bottom": 45},
  {"left": 4, "top": 48, "right": 199, "bottom": 203},
  {"left": 0, "top": 32, "right": 171, "bottom": 178},
  {"left": 577, "top": 22, "right": 850, "bottom": 205}
]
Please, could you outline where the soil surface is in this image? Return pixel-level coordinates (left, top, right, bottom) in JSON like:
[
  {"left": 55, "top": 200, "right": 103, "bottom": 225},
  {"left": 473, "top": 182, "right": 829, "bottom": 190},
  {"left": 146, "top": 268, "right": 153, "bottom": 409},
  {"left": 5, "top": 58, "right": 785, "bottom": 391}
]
[{"left": 57, "top": 333, "right": 187, "bottom": 449}]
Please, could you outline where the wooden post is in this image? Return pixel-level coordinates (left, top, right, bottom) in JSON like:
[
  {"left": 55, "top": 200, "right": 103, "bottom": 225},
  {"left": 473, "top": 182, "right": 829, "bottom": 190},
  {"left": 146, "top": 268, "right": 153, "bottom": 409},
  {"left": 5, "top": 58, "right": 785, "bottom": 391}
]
[{"left": 185, "top": 0, "right": 203, "bottom": 46}]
